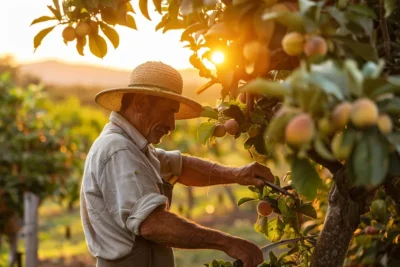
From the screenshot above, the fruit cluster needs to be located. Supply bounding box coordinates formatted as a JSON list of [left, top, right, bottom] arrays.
[[282, 32, 328, 58], [283, 97, 393, 160], [62, 20, 98, 42]]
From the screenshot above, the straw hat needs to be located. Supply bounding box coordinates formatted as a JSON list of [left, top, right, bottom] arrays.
[[95, 61, 203, 120]]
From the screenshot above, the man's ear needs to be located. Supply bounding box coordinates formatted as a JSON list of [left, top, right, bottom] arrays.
[[132, 94, 148, 112]]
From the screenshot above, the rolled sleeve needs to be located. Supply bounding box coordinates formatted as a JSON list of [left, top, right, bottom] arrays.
[[155, 148, 182, 181], [99, 148, 168, 236]]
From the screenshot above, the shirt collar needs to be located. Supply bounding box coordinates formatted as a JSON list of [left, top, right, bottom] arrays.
[[109, 111, 149, 152]]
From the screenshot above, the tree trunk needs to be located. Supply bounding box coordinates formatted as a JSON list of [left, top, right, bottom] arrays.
[[311, 167, 373, 267]]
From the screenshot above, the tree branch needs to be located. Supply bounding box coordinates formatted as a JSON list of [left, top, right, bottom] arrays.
[[307, 149, 343, 174], [380, 0, 391, 58]]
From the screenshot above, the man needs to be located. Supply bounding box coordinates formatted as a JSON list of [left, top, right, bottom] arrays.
[[81, 61, 275, 267]]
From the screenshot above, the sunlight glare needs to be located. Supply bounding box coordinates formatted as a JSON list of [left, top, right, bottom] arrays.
[[211, 51, 225, 64]]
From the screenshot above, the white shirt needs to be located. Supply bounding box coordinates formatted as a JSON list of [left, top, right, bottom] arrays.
[[80, 111, 182, 260]]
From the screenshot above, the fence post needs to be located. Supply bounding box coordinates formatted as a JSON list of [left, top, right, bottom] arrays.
[[24, 192, 39, 267]]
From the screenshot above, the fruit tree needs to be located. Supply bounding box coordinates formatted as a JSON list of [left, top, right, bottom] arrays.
[[32, 0, 400, 266]]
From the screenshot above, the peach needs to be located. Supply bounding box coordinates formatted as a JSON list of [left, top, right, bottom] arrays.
[[75, 22, 91, 37], [377, 114, 393, 134], [214, 124, 227, 137], [350, 98, 378, 128], [304, 36, 328, 57], [331, 133, 351, 161], [282, 32, 305, 56], [285, 113, 315, 147], [62, 26, 76, 42], [224, 119, 239, 135], [332, 102, 352, 130], [257, 201, 273, 217]]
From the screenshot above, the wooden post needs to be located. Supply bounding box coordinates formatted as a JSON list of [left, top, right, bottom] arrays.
[[24, 192, 39, 267]]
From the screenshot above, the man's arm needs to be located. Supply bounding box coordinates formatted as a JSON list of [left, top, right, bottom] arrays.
[[139, 206, 263, 267], [177, 155, 274, 187]]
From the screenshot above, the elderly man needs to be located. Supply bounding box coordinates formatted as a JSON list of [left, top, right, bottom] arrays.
[[81, 61, 274, 267]]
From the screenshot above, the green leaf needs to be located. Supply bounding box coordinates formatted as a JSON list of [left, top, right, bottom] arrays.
[[197, 121, 216, 145], [291, 158, 321, 199], [292, 202, 317, 219], [348, 5, 377, 20], [99, 22, 120, 49], [388, 76, 400, 86], [351, 130, 389, 186], [267, 216, 284, 242], [125, 15, 137, 30], [379, 98, 400, 115], [153, 0, 162, 14], [139, 0, 151, 20], [30, 16, 56, 26], [88, 34, 108, 58], [308, 74, 344, 100], [384, 0, 397, 17], [238, 197, 256, 206], [240, 78, 289, 97], [299, 0, 316, 14], [387, 133, 400, 154], [53, 0, 60, 11], [33, 26, 55, 51], [269, 251, 278, 264], [47, 5, 62, 20], [314, 138, 335, 161], [371, 199, 389, 222], [335, 36, 378, 61], [223, 105, 245, 125], [254, 216, 268, 234], [278, 199, 296, 218], [199, 106, 218, 120]]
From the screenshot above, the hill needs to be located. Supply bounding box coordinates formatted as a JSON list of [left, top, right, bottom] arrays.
[[19, 60, 221, 107]]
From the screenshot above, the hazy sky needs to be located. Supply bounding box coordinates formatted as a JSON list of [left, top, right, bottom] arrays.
[[0, 0, 193, 70]]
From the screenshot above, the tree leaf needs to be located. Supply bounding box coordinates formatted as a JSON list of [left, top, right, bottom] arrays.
[[153, 0, 162, 14], [181, 23, 204, 42], [371, 199, 389, 222], [291, 158, 321, 200], [254, 216, 268, 234], [308, 73, 344, 100], [125, 15, 137, 30], [199, 106, 218, 120], [197, 121, 216, 145], [47, 5, 62, 20], [292, 203, 317, 219], [88, 34, 108, 58], [314, 138, 335, 161], [53, 0, 61, 11], [267, 216, 284, 242], [99, 22, 119, 49], [139, 0, 151, 20], [237, 197, 256, 206], [240, 78, 289, 97], [351, 130, 389, 186], [222, 105, 245, 125], [348, 5, 377, 20], [384, 0, 397, 17], [30, 16, 56, 26], [33, 26, 56, 51], [76, 36, 86, 56], [334, 36, 378, 61], [379, 97, 400, 115], [278, 199, 296, 218], [387, 133, 400, 154]]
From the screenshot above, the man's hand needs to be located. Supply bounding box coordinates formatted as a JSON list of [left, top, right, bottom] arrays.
[[223, 237, 264, 267], [232, 162, 274, 187]]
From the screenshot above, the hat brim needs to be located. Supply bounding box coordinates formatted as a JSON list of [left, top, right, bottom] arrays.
[[95, 86, 204, 120]]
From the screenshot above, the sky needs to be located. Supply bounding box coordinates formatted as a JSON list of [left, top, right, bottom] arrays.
[[0, 0, 193, 70]]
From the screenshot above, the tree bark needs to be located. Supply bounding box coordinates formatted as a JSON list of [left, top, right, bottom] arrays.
[[311, 167, 373, 267]]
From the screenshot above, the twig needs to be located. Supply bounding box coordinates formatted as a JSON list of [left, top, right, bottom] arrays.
[[256, 176, 295, 197], [380, 0, 391, 58]]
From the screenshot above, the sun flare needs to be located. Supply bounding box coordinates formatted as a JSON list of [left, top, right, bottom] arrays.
[[211, 51, 225, 64]]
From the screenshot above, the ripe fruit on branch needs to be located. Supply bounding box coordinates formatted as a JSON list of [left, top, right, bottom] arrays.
[[285, 113, 315, 147], [62, 26, 77, 42], [243, 41, 267, 62], [331, 133, 351, 161], [364, 226, 379, 235], [377, 114, 393, 134], [318, 117, 333, 136], [282, 32, 305, 56], [304, 36, 328, 57], [257, 201, 273, 217], [350, 98, 378, 128], [214, 124, 227, 137], [224, 119, 239, 135], [332, 101, 352, 130], [75, 22, 92, 37]]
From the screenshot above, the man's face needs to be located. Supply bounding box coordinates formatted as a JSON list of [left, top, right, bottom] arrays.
[[139, 96, 180, 144]]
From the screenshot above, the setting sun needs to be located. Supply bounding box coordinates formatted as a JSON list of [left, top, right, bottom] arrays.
[[211, 51, 225, 64]]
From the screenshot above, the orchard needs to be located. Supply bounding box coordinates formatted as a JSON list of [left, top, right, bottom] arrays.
[[29, 0, 400, 266]]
